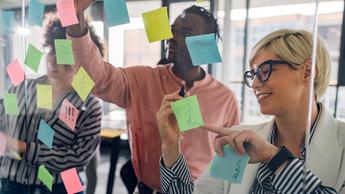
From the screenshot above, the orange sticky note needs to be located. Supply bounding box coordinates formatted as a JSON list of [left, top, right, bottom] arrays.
[[61, 168, 83, 194], [6, 59, 25, 87], [59, 99, 79, 131], [57, 0, 79, 27]]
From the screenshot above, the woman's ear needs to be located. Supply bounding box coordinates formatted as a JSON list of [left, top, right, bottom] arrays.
[[303, 60, 317, 83]]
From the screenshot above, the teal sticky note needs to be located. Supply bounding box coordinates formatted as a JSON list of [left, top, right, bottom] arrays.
[[210, 146, 250, 183], [25, 44, 43, 72], [1, 11, 15, 34], [4, 93, 20, 116], [186, 33, 222, 66], [171, 95, 204, 132], [55, 39, 75, 65], [28, 0, 45, 27], [38, 120, 55, 149], [104, 0, 130, 27]]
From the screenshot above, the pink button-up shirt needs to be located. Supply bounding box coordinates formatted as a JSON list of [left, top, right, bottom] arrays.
[[68, 32, 240, 191]]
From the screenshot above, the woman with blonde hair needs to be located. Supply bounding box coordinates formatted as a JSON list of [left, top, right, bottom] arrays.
[[157, 29, 345, 193]]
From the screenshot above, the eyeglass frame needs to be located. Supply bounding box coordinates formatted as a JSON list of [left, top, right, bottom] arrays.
[[243, 60, 293, 88]]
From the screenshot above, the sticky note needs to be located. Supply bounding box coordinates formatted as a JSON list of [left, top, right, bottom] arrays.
[[171, 95, 204, 132], [210, 146, 249, 183], [61, 168, 84, 194], [6, 59, 25, 87], [104, 0, 130, 27], [37, 84, 52, 110], [196, 0, 205, 2], [71, 67, 95, 101], [59, 99, 79, 130], [25, 44, 43, 73], [56, 0, 79, 27], [28, 0, 45, 26], [0, 133, 7, 156], [38, 120, 55, 149], [38, 165, 54, 191], [186, 33, 222, 66], [54, 39, 75, 65], [4, 93, 20, 116], [1, 11, 15, 34], [142, 7, 173, 43]]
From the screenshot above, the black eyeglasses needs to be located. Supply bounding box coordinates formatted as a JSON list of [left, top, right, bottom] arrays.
[[244, 60, 292, 88]]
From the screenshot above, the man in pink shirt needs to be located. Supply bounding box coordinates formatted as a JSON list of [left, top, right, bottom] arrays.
[[68, 1, 240, 193]]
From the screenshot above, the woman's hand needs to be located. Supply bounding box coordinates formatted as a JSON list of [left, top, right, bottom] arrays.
[[156, 90, 183, 167], [156, 90, 183, 147], [0, 132, 26, 154], [203, 126, 279, 164]]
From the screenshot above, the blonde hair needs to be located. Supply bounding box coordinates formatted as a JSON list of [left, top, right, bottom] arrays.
[[249, 29, 331, 100]]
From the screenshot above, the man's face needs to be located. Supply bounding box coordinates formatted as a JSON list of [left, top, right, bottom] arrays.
[[167, 13, 207, 68]]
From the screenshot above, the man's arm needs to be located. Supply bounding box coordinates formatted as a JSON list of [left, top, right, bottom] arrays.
[[66, 5, 131, 107]]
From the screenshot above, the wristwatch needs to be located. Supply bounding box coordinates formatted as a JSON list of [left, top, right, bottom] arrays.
[[267, 145, 295, 173]]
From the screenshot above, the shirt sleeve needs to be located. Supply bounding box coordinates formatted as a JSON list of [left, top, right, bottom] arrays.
[[67, 31, 131, 108], [25, 99, 102, 173], [160, 155, 194, 194], [272, 158, 338, 194]]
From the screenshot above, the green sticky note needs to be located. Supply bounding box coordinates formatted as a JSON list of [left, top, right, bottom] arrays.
[[37, 84, 52, 110], [55, 39, 75, 65], [25, 44, 43, 72], [4, 93, 19, 116], [210, 146, 250, 183], [38, 165, 54, 191], [71, 67, 95, 101], [171, 95, 204, 132], [142, 7, 173, 43]]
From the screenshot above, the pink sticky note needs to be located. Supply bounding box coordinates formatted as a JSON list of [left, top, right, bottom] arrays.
[[59, 99, 79, 131], [61, 168, 83, 194], [57, 0, 79, 27], [0, 133, 7, 156], [6, 59, 25, 87]]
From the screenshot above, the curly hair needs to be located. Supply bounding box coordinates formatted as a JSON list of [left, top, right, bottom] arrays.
[[43, 13, 104, 57]]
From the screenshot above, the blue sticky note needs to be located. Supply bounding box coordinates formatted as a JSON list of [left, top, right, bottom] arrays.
[[210, 146, 249, 183], [186, 33, 222, 66], [104, 0, 130, 27], [1, 11, 15, 34], [28, 0, 45, 27], [38, 120, 55, 149]]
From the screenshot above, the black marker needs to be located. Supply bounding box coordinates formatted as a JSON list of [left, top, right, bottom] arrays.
[[178, 86, 185, 97]]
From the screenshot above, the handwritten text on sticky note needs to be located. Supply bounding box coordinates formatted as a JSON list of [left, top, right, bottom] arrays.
[[186, 33, 222, 66], [59, 99, 79, 131], [55, 39, 75, 65], [71, 67, 95, 102], [171, 95, 204, 132], [210, 146, 249, 183]]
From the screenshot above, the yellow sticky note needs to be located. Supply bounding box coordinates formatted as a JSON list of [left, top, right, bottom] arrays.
[[142, 7, 173, 43], [37, 84, 52, 110], [71, 67, 95, 101], [196, 0, 205, 2]]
